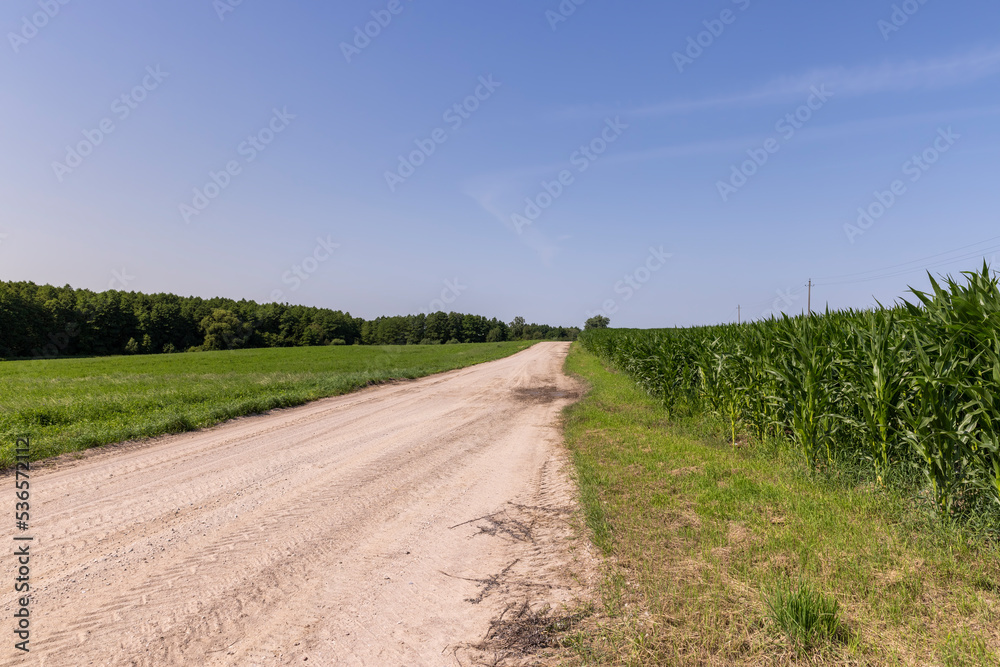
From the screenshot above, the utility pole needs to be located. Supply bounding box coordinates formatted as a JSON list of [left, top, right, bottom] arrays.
[[737, 305, 741, 325], [807, 279, 812, 317]]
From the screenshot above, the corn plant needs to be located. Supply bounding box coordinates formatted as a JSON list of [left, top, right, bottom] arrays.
[[578, 264, 1000, 524], [841, 309, 910, 485], [766, 315, 840, 468]]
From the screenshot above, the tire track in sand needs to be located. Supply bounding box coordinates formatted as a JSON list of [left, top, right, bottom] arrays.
[[1, 342, 598, 666]]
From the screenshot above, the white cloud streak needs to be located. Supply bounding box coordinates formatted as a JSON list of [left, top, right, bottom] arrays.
[[553, 47, 1000, 120], [470, 48, 1000, 256]]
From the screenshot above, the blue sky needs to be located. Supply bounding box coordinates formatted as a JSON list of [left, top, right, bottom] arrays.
[[2, 0, 999, 328]]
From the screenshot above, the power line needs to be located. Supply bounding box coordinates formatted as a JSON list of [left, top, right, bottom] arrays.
[[739, 234, 1000, 319], [814, 235, 1000, 284], [817, 246, 1000, 287], [743, 285, 807, 313]]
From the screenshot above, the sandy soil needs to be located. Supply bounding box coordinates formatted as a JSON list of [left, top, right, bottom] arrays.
[[2, 342, 598, 666]]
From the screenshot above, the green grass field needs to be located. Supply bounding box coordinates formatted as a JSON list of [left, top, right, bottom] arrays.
[[562, 344, 1000, 666], [0, 341, 535, 466]]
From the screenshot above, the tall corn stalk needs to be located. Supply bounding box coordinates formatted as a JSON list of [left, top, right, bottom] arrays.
[[767, 315, 839, 469], [842, 310, 910, 485], [577, 264, 1000, 524]]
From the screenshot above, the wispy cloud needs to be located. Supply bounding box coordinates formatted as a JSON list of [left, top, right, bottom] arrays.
[[466, 99, 1000, 253], [469, 48, 1000, 257], [552, 47, 1000, 120], [601, 102, 1000, 169], [463, 179, 563, 265]]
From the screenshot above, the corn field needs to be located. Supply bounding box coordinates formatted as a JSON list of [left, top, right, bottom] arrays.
[[579, 266, 1000, 522]]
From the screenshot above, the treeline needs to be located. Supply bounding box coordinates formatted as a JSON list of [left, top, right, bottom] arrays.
[[0, 281, 579, 359]]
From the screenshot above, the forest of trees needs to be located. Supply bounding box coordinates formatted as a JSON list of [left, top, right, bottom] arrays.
[[0, 281, 580, 359]]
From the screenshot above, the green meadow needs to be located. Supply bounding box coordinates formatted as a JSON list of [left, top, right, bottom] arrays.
[[0, 341, 535, 466]]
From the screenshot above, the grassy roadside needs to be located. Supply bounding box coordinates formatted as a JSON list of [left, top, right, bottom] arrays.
[[0, 341, 536, 466], [561, 343, 1000, 665]]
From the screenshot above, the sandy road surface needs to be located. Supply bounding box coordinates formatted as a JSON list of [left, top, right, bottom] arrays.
[[2, 342, 597, 666]]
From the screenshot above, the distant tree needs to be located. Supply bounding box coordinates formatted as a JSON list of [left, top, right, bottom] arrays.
[[585, 315, 610, 330], [424, 311, 449, 343], [406, 313, 426, 345], [447, 312, 464, 342], [200, 309, 253, 350], [277, 308, 306, 346], [300, 324, 325, 347], [509, 316, 526, 340], [462, 314, 485, 343], [307, 310, 347, 345], [0, 280, 582, 358], [360, 319, 375, 345]]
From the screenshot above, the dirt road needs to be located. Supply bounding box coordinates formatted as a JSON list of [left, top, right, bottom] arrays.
[[2, 342, 596, 666]]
